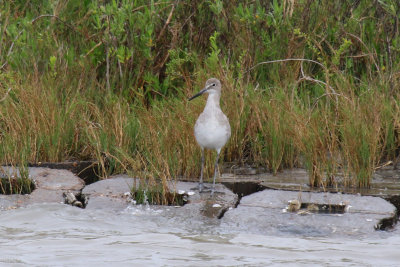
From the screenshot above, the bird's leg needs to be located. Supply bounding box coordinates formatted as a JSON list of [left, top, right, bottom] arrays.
[[199, 148, 205, 192], [211, 149, 221, 196]]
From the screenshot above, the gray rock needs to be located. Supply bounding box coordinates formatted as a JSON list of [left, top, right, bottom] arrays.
[[83, 177, 238, 218], [0, 165, 396, 237], [83, 175, 136, 210], [221, 166, 400, 198], [29, 188, 65, 204], [29, 167, 85, 191], [222, 189, 396, 237], [0, 167, 85, 208], [167, 181, 238, 219], [82, 175, 135, 197]]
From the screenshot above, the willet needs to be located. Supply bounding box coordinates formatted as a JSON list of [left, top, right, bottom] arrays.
[[189, 78, 231, 195]]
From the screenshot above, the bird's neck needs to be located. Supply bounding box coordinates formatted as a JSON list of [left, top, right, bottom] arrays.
[[204, 93, 221, 110]]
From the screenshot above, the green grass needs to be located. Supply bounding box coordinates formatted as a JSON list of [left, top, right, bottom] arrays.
[[0, 165, 34, 194], [1, 0, 400, 197], [131, 182, 187, 206], [0, 177, 35, 195]]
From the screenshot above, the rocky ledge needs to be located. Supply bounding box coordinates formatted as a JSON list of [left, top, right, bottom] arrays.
[[0, 166, 397, 237]]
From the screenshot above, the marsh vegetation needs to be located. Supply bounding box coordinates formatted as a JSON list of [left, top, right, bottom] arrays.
[[1, 0, 400, 196]]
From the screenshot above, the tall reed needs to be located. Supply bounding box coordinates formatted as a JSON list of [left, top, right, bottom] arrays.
[[0, 0, 399, 194]]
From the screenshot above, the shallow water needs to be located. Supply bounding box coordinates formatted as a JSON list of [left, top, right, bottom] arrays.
[[0, 203, 399, 266]]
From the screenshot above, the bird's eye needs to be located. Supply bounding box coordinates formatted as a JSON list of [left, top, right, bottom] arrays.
[[212, 83, 216, 86]]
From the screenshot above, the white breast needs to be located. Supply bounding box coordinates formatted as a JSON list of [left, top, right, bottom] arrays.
[[194, 108, 231, 151]]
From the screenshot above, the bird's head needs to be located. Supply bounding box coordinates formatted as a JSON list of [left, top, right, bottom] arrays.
[[188, 78, 221, 101]]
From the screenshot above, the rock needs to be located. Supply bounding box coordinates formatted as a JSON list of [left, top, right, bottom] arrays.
[[82, 175, 136, 210], [287, 199, 301, 212], [63, 191, 85, 208], [63, 191, 78, 204], [221, 166, 400, 199], [29, 168, 85, 191], [28, 160, 99, 184], [221, 168, 309, 188], [0, 167, 85, 208], [0, 164, 397, 237], [82, 175, 135, 197], [221, 189, 396, 237], [82, 176, 238, 218], [29, 188, 65, 204], [167, 181, 238, 219]]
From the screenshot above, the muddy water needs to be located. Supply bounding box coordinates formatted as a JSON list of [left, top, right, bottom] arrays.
[[0, 203, 399, 266]]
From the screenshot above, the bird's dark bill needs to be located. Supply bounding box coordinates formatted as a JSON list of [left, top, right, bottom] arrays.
[[188, 88, 208, 101]]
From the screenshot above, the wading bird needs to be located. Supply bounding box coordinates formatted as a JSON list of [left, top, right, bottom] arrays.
[[189, 78, 231, 195]]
